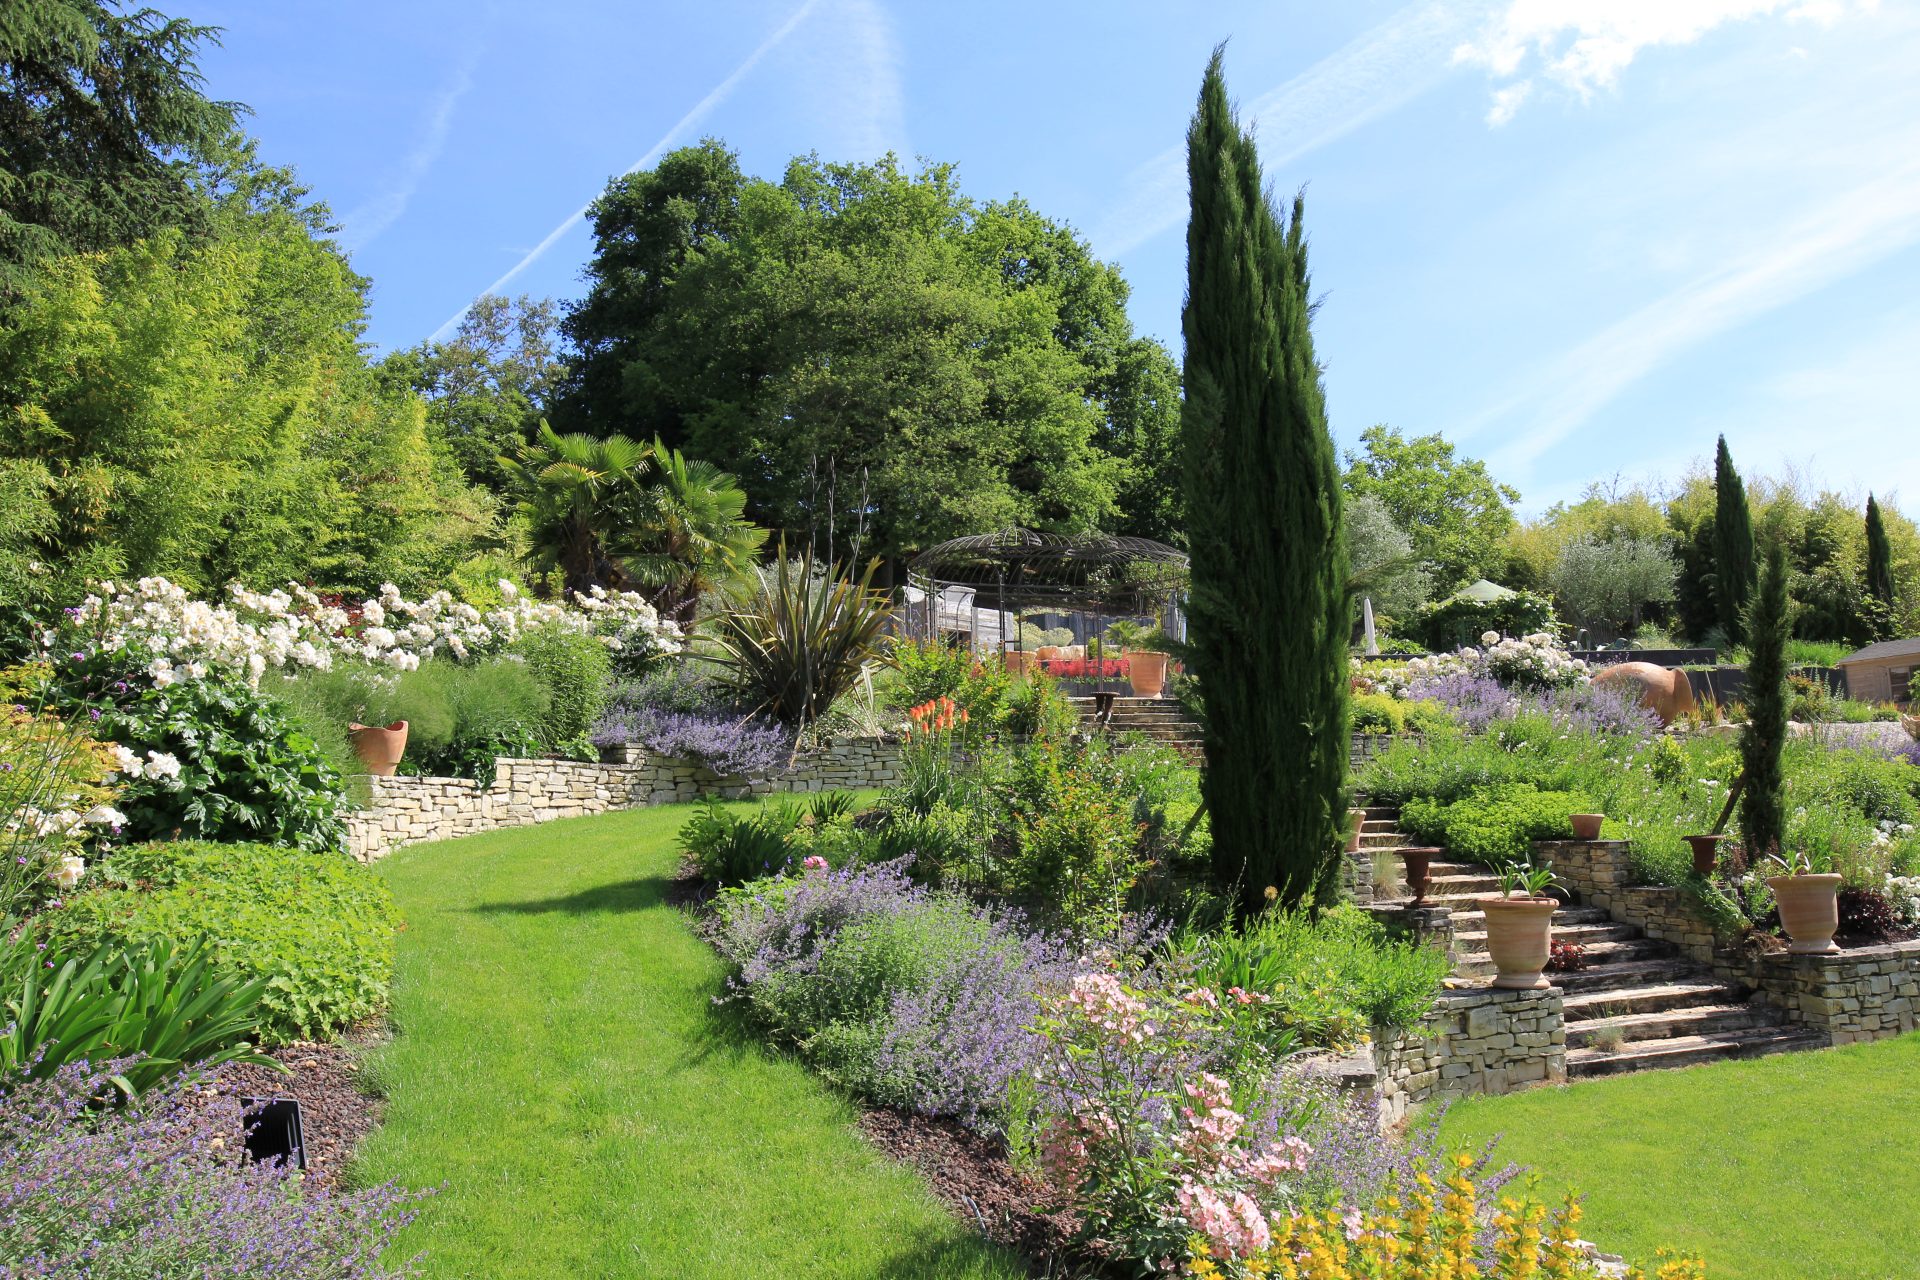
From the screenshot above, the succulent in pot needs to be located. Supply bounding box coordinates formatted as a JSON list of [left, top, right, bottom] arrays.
[[1479, 860, 1559, 990], [1764, 850, 1843, 955]]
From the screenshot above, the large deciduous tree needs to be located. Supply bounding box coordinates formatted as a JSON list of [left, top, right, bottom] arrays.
[[555, 140, 1181, 557], [1711, 436, 1755, 648], [377, 294, 566, 495], [1181, 50, 1348, 915], [0, 0, 241, 295], [1342, 426, 1518, 589]]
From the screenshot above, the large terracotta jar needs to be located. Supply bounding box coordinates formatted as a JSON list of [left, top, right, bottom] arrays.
[[1479, 895, 1558, 989], [1767, 873, 1843, 955], [349, 720, 409, 777], [1127, 651, 1169, 698]]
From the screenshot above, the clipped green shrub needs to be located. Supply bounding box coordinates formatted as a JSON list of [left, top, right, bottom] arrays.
[[512, 626, 612, 750], [39, 841, 401, 1042], [1400, 784, 1586, 866], [1349, 692, 1408, 735]]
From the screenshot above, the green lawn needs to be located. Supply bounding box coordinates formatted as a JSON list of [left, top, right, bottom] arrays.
[[354, 804, 1026, 1280], [1438, 1036, 1920, 1280]]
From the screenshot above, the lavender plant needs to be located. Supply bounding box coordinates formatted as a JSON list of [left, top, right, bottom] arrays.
[[0, 1060, 425, 1278]]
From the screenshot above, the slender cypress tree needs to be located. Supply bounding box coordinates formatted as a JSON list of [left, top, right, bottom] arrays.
[[1740, 540, 1790, 862], [1866, 493, 1895, 638], [1181, 49, 1349, 915], [1711, 436, 1755, 649]]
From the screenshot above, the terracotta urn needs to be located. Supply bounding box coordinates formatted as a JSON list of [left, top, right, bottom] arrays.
[[1344, 808, 1368, 854], [1767, 873, 1843, 955], [1478, 895, 1558, 989], [1399, 847, 1438, 904], [1684, 834, 1725, 877], [348, 720, 409, 777], [1569, 813, 1605, 841], [1003, 650, 1031, 678], [1592, 661, 1697, 726], [1034, 646, 1060, 663], [1126, 650, 1170, 698]]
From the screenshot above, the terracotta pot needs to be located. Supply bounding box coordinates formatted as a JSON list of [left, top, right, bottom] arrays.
[[1478, 895, 1558, 989], [1126, 650, 1169, 698], [1569, 813, 1604, 841], [1034, 646, 1059, 662], [1767, 873, 1843, 955], [348, 720, 409, 777], [1003, 650, 1031, 677], [1684, 834, 1724, 877], [1399, 847, 1438, 903], [1344, 808, 1368, 854]]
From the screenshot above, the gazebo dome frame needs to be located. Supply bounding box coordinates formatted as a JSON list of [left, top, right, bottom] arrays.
[[904, 528, 1189, 652]]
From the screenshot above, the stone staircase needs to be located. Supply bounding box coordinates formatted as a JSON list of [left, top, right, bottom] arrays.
[[1364, 806, 1825, 1079], [1074, 696, 1204, 763]]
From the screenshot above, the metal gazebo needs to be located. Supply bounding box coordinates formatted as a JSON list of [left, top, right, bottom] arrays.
[[902, 529, 1189, 655]]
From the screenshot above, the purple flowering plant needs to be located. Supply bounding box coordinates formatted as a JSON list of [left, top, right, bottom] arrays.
[[0, 1059, 425, 1278]]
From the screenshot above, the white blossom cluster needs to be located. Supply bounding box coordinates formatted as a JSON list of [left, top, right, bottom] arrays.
[[70, 576, 683, 684], [1361, 630, 1590, 698], [1885, 874, 1920, 926]]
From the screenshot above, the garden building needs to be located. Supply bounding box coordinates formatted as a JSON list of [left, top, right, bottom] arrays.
[[1836, 637, 1920, 706]]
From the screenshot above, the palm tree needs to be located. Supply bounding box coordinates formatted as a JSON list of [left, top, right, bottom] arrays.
[[611, 439, 768, 624], [498, 422, 653, 596]]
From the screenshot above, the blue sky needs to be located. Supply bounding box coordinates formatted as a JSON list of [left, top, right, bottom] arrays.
[[194, 0, 1920, 515]]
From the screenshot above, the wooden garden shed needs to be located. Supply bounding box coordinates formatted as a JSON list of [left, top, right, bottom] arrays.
[[1836, 637, 1920, 706]]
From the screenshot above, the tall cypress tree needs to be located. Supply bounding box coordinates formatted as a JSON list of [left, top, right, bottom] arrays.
[[1181, 50, 1348, 915], [1740, 540, 1790, 861], [1711, 436, 1755, 648], [1866, 493, 1895, 638]]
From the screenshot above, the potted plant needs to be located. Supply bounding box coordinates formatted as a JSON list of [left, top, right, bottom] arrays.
[[348, 720, 409, 776], [1105, 618, 1171, 699], [1479, 860, 1559, 989], [1569, 812, 1604, 841], [1764, 851, 1843, 955]]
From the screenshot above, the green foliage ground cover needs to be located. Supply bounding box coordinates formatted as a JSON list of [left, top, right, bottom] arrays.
[[1438, 1035, 1920, 1280], [358, 804, 1025, 1280]]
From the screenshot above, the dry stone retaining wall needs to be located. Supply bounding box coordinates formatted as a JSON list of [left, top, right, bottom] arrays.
[[1344, 987, 1566, 1124], [345, 737, 904, 862]]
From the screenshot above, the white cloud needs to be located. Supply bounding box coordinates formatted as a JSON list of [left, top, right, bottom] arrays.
[[342, 40, 486, 250], [430, 0, 822, 341], [1089, 2, 1480, 257], [1455, 0, 1875, 122], [781, 0, 906, 159]]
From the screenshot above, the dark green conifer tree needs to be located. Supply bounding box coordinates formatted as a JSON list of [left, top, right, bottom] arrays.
[[1866, 493, 1895, 638], [1181, 49, 1348, 915], [1740, 540, 1790, 861], [1711, 436, 1755, 648]]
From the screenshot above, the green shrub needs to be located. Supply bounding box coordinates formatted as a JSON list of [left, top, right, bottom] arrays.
[[1002, 671, 1080, 742], [1400, 784, 1586, 866], [1349, 692, 1408, 735], [1170, 905, 1448, 1048], [74, 658, 346, 853], [39, 841, 400, 1042], [512, 627, 612, 751], [1009, 770, 1145, 934], [889, 638, 1012, 732], [1410, 589, 1556, 652], [677, 798, 804, 884], [0, 931, 275, 1095], [712, 547, 893, 730]]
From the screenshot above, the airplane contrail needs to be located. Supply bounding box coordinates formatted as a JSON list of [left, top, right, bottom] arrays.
[[429, 0, 820, 342]]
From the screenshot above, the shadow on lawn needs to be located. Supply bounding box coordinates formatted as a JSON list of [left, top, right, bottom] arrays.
[[467, 876, 671, 916]]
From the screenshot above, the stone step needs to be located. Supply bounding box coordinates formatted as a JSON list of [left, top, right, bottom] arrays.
[[1446, 905, 1613, 928], [1551, 957, 1713, 995], [1425, 873, 1503, 892], [1560, 980, 1750, 1019], [1360, 819, 1399, 834], [1567, 1026, 1827, 1078], [1359, 806, 1400, 820], [1453, 920, 1642, 948], [1566, 1003, 1779, 1048], [1452, 937, 1674, 978]]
